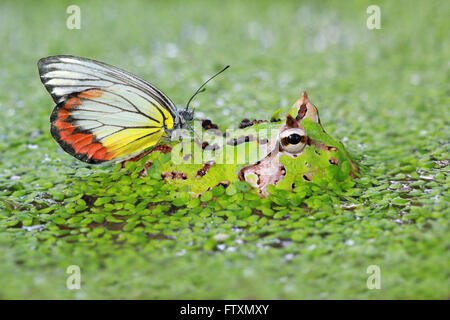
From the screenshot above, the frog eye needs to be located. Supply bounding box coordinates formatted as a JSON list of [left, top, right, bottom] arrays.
[[280, 128, 307, 154], [286, 133, 303, 144]]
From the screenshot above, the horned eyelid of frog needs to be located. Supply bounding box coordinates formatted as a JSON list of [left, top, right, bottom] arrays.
[[290, 91, 320, 124]]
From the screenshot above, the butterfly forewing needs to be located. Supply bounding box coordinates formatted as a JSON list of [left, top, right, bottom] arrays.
[[38, 55, 178, 163]]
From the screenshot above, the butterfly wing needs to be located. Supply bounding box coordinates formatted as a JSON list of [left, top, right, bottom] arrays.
[[38, 55, 180, 163]]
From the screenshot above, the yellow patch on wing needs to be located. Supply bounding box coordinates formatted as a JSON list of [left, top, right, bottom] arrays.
[[160, 107, 174, 130], [101, 128, 163, 158]]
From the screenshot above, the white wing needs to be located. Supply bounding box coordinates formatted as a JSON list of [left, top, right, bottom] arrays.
[[38, 55, 179, 118]]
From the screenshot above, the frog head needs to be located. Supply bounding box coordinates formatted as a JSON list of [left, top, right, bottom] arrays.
[[239, 92, 358, 196]]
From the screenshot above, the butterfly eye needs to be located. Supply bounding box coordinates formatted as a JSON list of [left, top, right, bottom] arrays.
[[280, 129, 307, 154], [180, 110, 194, 122]]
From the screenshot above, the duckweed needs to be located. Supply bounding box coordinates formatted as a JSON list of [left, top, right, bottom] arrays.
[[0, 0, 448, 299]]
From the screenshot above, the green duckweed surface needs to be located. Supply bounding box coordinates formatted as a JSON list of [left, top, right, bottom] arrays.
[[0, 0, 449, 299]]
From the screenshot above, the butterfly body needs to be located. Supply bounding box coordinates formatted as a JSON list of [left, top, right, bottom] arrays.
[[38, 55, 193, 164]]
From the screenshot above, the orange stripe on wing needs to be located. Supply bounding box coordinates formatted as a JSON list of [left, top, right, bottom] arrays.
[[62, 133, 91, 145], [78, 89, 103, 99], [54, 120, 75, 130], [72, 135, 93, 153], [104, 151, 116, 161], [91, 147, 116, 161], [58, 109, 70, 120], [52, 91, 119, 162], [59, 128, 75, 140], [64, 97, 81, 109], [78, 143, 96, 155], [86, 143, 104, 158], [92, 147, 108, 160], [58, 130, 114, 161]]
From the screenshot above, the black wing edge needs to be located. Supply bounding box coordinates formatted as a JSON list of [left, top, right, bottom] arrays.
[[49, 95, 106, 165]]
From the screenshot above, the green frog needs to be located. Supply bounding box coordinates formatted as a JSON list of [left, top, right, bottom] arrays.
[[137, 92, 358, 197]]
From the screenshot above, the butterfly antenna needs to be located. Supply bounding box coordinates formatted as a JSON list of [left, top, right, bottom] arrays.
[[186, 65, 230, 111]]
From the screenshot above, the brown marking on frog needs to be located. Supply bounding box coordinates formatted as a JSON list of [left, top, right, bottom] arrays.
[[307, 139, 338, 152], [201, 119, 219, 130], [195, 137, 222, 151], [285, 114, 300, 129], [293, 92, 309, 121], [161, 171, 188, 180], [290, 91, 321, 124], [238, 150, 285, 197], [139, 161, 153, 177], [238, 119, 253, 129], [121, 144, 173, 168], [320, 144, 337, 152], [195, 161, 215, 178], [227, 135, 256, 146], [238, 119, 268, 129], [329, 157, 339, 165], [218, 181, 230, 187], [194, 138, 204, 148], [302, 173, 313, 181], [183, 154, 192, 161], [154, 144, 173, 154], [270, 117, 281, 123], [296, 104, 307, 121], [206, 180, 230, 192]]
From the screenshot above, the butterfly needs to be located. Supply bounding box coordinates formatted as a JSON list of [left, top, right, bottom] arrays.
[[38, 55, 228, 164]]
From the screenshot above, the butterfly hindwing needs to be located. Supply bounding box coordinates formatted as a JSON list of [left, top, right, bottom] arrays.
[[49, 88, 174, 163], [39, 55, 179, 163]]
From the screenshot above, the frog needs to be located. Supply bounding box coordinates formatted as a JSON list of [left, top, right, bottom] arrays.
[[134, 92, 358, 197]]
